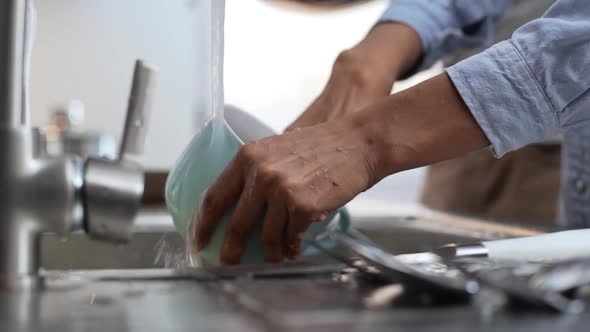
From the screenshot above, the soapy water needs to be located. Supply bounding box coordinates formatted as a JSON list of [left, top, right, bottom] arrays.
[[154, 235, 191, 269], [153, 198, 211, 268], [185, 201, 206, 267]]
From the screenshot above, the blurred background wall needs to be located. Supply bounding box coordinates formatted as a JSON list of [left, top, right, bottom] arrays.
[[31, 0, 441, 205]]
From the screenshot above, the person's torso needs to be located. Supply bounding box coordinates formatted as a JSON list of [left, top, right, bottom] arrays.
[[559, 127, 590, 227], [445, 0, 590, 227], [443, 0, 556, 66]]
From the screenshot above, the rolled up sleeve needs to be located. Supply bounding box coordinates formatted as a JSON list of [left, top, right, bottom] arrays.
[[447, 0, 590, 157], [379, 0, 511, 77]]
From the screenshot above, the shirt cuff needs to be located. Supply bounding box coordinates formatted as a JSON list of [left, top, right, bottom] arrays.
[[378, 0, 455, 78], [446, 40, 559, 157]]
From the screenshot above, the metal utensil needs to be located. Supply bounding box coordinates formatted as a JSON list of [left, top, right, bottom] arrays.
[[530, 259, 590, 293], [453, 259, 586, 314], [398, 229, 590, 264], [309, 230, 479, 301], [313, 228, 587, 313]]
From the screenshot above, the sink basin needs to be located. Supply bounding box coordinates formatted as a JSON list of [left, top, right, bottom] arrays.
[[42, 231, 183, 270], [352, 211, 544, 254], [13, 209, 579, 332], [42, 208, 182, 270], [42, 208, 543, 270]]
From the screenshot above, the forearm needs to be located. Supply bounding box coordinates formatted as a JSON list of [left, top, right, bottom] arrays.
[[353, 72, 490, 179]]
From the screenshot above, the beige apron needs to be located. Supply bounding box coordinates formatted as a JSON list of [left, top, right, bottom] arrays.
[[422, 145, 561, 225]]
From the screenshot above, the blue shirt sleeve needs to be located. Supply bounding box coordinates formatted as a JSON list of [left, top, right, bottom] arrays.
[[447, 0, 590, 157], [379, 0, 512, 77]]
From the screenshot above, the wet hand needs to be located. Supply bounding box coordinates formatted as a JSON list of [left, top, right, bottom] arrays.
[[194, 116, 383, 265]]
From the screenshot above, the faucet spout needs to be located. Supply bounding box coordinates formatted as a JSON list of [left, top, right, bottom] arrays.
[[0, 0, 155, 290], [0, 0, 27, 129]]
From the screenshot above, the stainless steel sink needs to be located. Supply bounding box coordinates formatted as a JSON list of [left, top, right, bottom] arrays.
[[42, 231, 183, 270], [12, 209, 587, 332], [41, 209, 544, 270]]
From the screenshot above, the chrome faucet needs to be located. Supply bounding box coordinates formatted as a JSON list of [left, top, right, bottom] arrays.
[[0, 0, 157, 289]]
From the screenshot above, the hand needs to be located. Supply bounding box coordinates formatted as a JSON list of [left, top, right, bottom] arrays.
[[286, 22, 423, 131], [285, 51, 388, 131], [195, 115, 383, 265]]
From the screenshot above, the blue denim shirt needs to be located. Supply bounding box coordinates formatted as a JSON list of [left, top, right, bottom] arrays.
[[380, 0, 590, 227]]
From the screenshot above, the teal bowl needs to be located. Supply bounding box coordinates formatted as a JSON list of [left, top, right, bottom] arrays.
[[166, 106, 349, 265]]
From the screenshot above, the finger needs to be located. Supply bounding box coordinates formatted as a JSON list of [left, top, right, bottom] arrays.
[[261, 200, 288, 263], [220, 181, 266, 265], [195, 157, 245, 252], [285, 211, 314, 260]]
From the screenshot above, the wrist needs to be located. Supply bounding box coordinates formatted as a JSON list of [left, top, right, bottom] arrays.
[[354, 73, 490, 179], [328, 48, 396, 102], [330, 22, 423, 96], [342, 101, 400, 185], [351, 22, 422, 82], [364, 22, 423, 78], [321, 22, 423, 108]]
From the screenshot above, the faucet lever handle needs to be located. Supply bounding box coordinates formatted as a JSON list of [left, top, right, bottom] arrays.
[[82, 60, 158, 243], [118, 59, 158, 163]]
